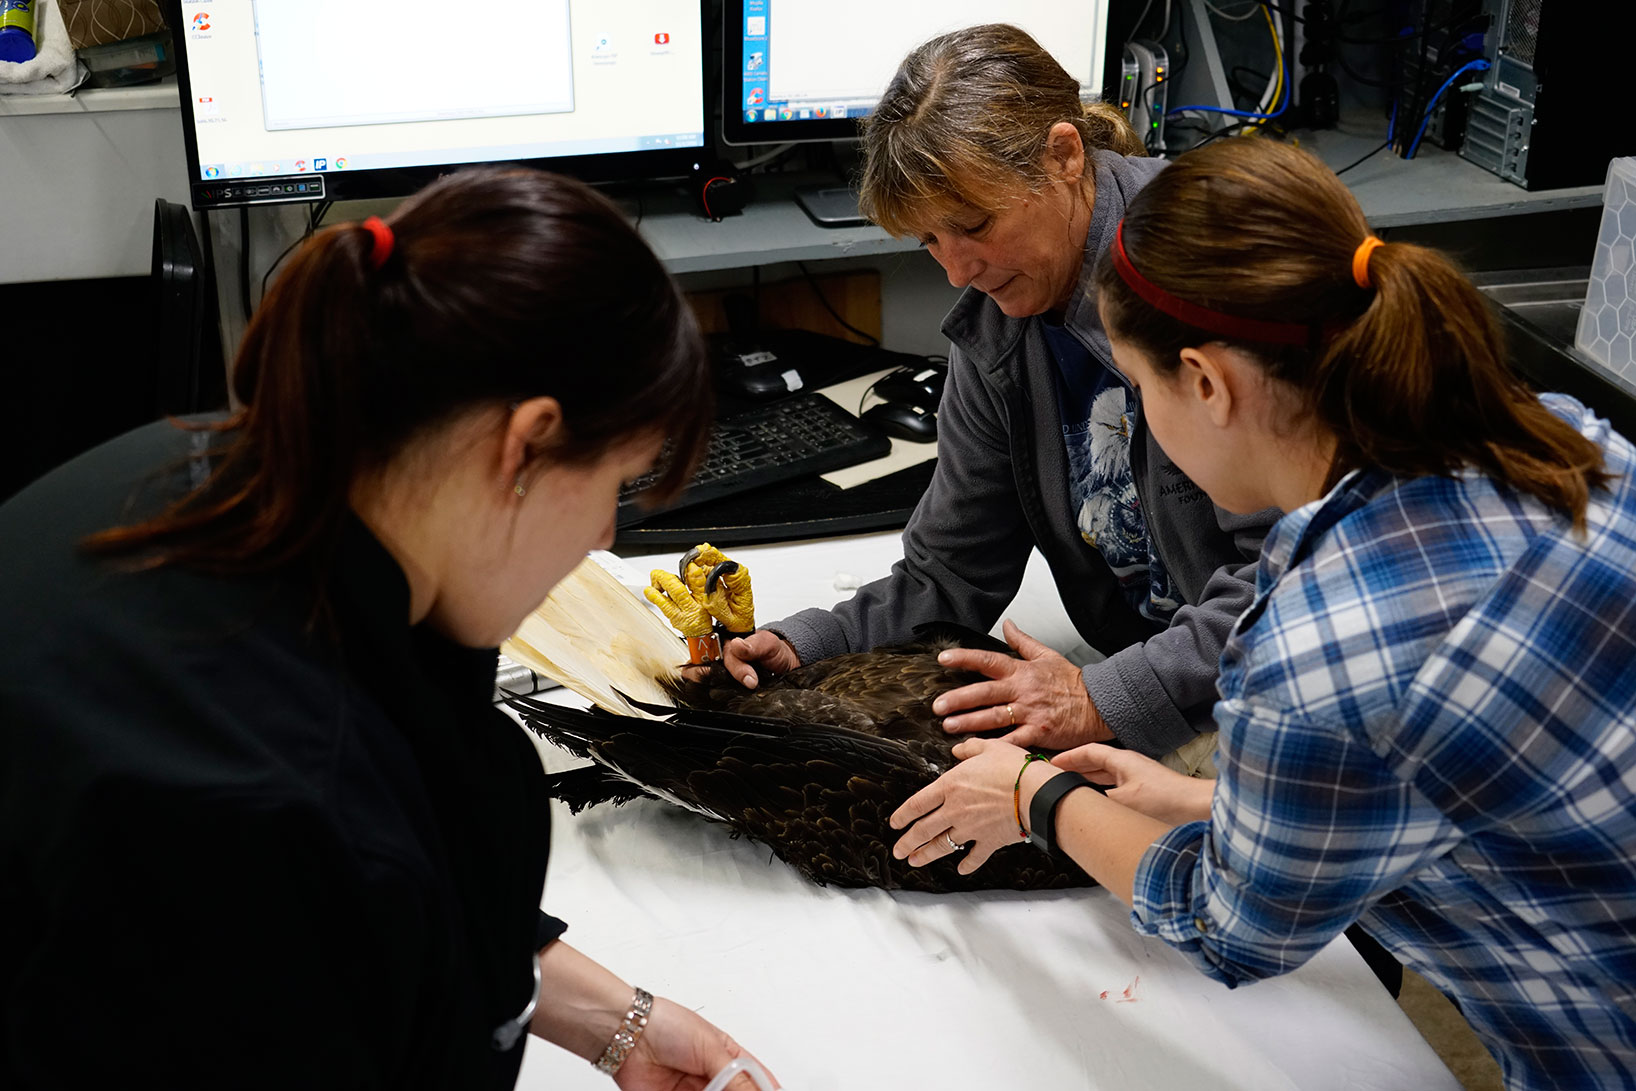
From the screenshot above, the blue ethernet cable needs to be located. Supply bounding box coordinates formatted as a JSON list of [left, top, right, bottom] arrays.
[[1405, 59, 1491, 159]]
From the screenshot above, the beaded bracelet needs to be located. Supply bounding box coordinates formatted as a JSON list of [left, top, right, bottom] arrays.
[[592, 987, 654, 1075], [1013, 753, 1049, 840]]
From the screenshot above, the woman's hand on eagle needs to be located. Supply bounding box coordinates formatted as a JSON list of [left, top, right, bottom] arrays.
[[931, 620, 1115, 749]]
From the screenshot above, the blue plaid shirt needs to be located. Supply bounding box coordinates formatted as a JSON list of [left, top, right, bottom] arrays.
[[1130, 396, 1636, 1090]]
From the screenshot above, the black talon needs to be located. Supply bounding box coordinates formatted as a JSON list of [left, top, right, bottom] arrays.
[[704, 560, 740, 595]]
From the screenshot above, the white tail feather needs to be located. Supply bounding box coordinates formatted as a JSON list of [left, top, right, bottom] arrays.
[[502, 554, 684, 718]]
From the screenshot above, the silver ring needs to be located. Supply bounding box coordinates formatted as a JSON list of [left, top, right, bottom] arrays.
[[943, 831, 961, 852]]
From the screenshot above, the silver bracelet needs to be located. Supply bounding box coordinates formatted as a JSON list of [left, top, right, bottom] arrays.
[[592, 987, 654, 1076]]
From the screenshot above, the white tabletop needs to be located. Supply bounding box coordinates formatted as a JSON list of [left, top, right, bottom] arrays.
[[511, 534, 1461, 1090]]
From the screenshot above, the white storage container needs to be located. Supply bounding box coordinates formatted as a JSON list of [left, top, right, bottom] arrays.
[[1576, 157, 1636, 385]]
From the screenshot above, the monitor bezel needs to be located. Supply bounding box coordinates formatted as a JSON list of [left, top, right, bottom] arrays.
[[720, 1, 1124, 146], [166, 0, 711, 211]]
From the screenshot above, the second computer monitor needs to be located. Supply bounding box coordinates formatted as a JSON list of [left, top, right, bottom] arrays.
[[722, 0, 1115, 146]]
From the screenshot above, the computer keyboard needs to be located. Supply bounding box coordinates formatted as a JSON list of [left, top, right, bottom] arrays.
[[618, 392, 890, 527]]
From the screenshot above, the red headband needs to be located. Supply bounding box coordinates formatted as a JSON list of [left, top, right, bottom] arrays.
[[362, 216, 394, 270], [1110, 220, 1313, 347]]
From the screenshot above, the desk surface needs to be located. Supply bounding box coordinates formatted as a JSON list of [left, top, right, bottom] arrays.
[[510, 535, 1460, 1090]]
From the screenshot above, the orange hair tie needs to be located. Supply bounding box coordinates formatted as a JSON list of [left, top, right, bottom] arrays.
[[1352, 236, 1385, 289], [361, 216, 395, 270]]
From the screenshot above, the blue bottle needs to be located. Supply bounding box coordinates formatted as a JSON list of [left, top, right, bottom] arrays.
[[0, 0, 36, 64]]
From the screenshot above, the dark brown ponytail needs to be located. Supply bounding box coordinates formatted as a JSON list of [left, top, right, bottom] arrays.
[[86, 168, 711, 571], [1095, 138, 1608, 527]]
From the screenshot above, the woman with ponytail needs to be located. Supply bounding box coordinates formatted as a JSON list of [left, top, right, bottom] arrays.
[[0, 169, 776, 1089], [888, 139, 1636, 1088]]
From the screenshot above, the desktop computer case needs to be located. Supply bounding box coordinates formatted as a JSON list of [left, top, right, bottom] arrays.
[[1460, 0, 1634, 190]]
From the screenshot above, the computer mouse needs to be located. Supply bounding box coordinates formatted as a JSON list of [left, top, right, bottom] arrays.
[[862, 401, 937, 443], [872, 364, 947, 409]]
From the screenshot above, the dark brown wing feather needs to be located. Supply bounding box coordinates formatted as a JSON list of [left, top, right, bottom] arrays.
[[513, 697, 1092, 893], [514, 626, 1093, 894]]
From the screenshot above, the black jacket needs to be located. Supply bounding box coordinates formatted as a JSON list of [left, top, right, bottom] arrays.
[[0, 421, 562, 1088]]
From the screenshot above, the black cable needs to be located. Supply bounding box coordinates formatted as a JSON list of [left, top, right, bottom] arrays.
[[1126, 0, 1158, 41], [259, 201, 334, 304], [259, 236, 303, 304], [1165, 116, 1257, 151], [1146, 77, 1168, 151], [1200, 119, 1263, 146], [1132, 76, 1164, 151], [856, 380, 880, 417], [794, 261, 880, 346], [1334, 139, 1391, 175]]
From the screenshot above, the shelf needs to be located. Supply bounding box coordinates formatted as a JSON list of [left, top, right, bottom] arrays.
[[631, 176, 919, 275], [635, 115, 1605, 273], [1292, 111, 1605, 228], [0, 75, 178, 116]]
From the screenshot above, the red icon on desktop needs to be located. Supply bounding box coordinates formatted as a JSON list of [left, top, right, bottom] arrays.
[[654, 32, 670, 45], [295, 160, 307, 172], [191, 13, 211, 31]]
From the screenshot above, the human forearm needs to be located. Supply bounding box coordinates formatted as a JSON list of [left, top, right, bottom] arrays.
[[530, 941, 780, 1087], [1018, 761, 1177, 905], [1050, 742, 1214, 825], [530, 940, 635, 1061]]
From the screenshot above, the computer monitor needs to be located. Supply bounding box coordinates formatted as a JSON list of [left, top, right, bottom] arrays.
[[721, 1, 1116, 146], [168, 0, 708, 211]]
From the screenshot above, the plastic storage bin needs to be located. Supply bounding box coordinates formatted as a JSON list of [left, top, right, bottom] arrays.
[[1576, 157, 1636, 385]]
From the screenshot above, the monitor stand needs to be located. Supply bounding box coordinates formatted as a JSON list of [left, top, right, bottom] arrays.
[[794, 183, 868, 228]]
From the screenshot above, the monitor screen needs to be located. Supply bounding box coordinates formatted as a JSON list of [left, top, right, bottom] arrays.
[[722, 1, 1114, 146], [170, 0, 708, 210]]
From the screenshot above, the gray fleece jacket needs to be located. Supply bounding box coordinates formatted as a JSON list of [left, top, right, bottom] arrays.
[[770, 150, 1275, 757]]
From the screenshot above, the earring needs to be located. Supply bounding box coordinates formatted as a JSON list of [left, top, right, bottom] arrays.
[[514, 477, 527, 498]]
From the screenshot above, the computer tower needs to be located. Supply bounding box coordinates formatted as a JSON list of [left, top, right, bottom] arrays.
[[1460, 0, 1636, 189]]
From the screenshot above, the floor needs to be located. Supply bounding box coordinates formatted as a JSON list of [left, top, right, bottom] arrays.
[[1397, 968, 1504, 1090]]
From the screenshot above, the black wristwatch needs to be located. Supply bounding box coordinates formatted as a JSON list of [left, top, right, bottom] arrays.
[[1028, 770, 1094, 860]]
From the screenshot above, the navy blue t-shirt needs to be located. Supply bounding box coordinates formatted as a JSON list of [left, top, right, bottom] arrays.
[[1041, 318, 1179, 622]]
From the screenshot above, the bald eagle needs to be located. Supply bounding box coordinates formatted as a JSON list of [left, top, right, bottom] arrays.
[[505, 558, 1095, 894]]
